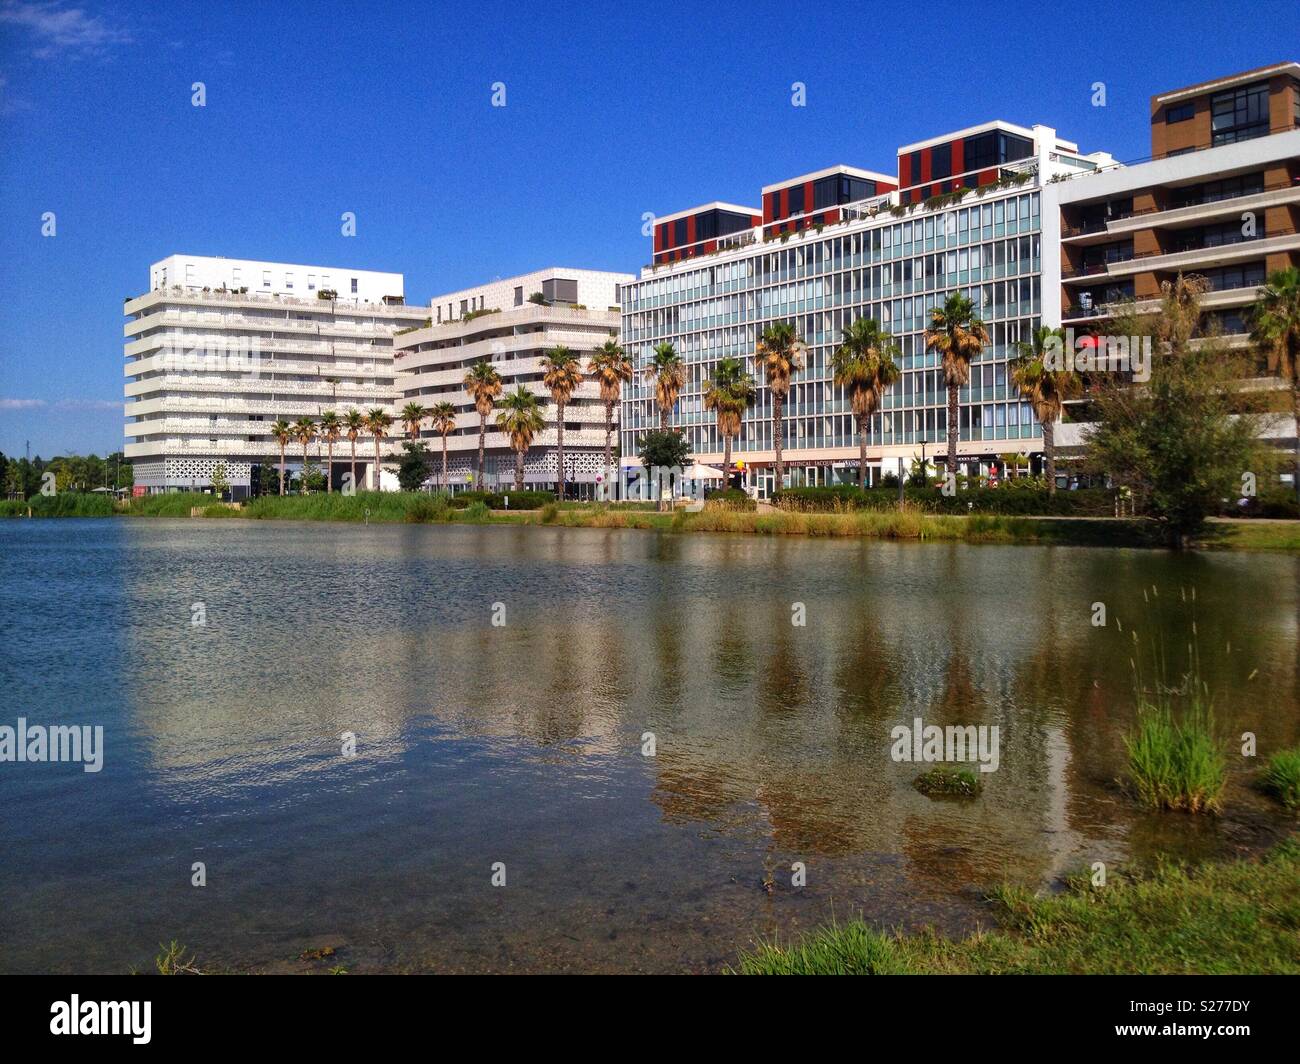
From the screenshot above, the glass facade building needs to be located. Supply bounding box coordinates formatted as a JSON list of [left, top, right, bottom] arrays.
[[620, 184, 1049, 496]]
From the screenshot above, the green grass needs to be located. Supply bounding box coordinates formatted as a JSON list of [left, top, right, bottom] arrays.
[[123, 492, 216, 517], [1124, 699, 1226, 814], [1262, 746, 1300, 811], [733, 836, 1300, 974], [0, 493, 114, 517], [913, 767, 982, 798], [1200, 521, 1300, 551]]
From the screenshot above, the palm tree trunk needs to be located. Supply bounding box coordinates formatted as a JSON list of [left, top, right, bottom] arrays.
[[374, 436, 382, 491], [556, 400, 566, 501], [326, 441, 334, 493], [723, 433, 733, 490], [659, 400, 668, 432], [1043, 418, 1056, 495], [350, 440, 357, 494], [1292, 381, 1300, 504], [441, 434, 449, 492], [604, 400, 614, 490], [773, 392, 785, 487], [278, 442, 286, 496], [946, 382, 960, 477], [515, 447, 524, 491], [477, 412, 487, 490], [857, 413, 868, 490]]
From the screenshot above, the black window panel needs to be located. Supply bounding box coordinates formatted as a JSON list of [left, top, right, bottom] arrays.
[[931, 142, 952, 179], [1211, 81, 1270, 145], [814, 176, 839, 210], [716, 212, 750, 237], [964, 132, 996, 170], [673, 218, 687, 246], [787, 184, 805, 215], [1166, 102, 1195, 123]]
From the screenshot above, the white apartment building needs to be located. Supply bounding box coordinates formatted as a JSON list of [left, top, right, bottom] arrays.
[[124, 255, 429, 494], [395, 267, 632, 494]]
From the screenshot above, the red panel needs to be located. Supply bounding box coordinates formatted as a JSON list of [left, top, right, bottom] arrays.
[[763, 193, 774, 223], [654, 224, 664, 252], [977, 168, 998, 186], [686, 214, 696, 251], [920, 148, 932, 184], [779, 188, 789, 220], [951, 138, 964, 177], [898, 155, 911, 186], [751, 214, 762, 227], [803, 181, 814, 224]]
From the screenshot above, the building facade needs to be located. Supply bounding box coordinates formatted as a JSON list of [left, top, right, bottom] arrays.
[[621, 128, 1110, 497], [1048, 62, 1300, 458], [394, 268, 633, 493], [124, 256, 428, 495]]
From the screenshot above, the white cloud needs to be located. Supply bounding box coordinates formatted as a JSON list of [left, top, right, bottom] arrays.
[[0, 398, 119, 411], [0, 2, 134, 59]]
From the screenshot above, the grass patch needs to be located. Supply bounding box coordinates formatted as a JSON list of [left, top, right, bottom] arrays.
[[123, 492, 216, 517], [913, 767, 982, 798], [1124, 699, 1225, 814], [1, 493, 114, 517], [1262, 746, 1300, 811], [155, 940, 203, 975], [733, 836, 1300, 974], [1200, 520, 1300, 552]]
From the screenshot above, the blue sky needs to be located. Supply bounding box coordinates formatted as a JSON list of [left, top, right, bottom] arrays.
[[1, 0, 1296, 457]]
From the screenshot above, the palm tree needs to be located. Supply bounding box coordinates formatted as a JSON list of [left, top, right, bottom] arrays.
[[318, 411, 341, 494], [464, 361, 503, 489], [1251, 266, 1300, 501], [757, 322, 806, 488], [1011, 326, 1080, 494], [271, 419, 292, 496], [429, 401, 457, 491], [399, 401, 427, 443], [495, 386, 546, 491], [925, 292, 989, 478], [343, 409, 365, 492], [645, 341, 686, 431], [587, 339, 633, 487], [703, 356, 756, 488], [832, 318, 901, 490], [292, 417, 317, 494], [541, 345, 583, 500], [364, 408, 393, 491]]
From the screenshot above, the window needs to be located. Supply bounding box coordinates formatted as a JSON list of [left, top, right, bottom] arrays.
[[285, 272, 294, 289], [787, 184, 805, 216], [351, 277, 358, 294], [1165, 101, 1195, 124], [931, 142, 952, 180], [263, 270, 271, 288], [1211, 81, 1270, 145], [307, 274, 316, 291], [514, 286, 523, 306]]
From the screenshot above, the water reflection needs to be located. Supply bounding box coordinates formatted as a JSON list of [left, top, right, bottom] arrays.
[[0, 519, 1296, 973]]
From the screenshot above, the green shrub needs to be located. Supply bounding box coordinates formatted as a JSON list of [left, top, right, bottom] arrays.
[[0, 493, 114, 517], [704, 488, 756, 512], [125, 492, 216, 517], [1124, 700, 1225, 814], [461, 500, 491, 521], [539, 502, 559, 523], [1261, 746, 1300, 811], [404, 494, 452, 523], [913, 767, 982, 798], [448, 491, 490, 509], [773, 482, 1114, 517]]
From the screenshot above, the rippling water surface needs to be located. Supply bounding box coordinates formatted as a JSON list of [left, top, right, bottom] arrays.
[[1, 518, 1297, 973]]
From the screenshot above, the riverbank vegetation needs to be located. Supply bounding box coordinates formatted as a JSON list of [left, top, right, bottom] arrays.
[[733, 835, 1300, 974], [1124, 700, 1225, 814], [1262, 746, 1300, 812]]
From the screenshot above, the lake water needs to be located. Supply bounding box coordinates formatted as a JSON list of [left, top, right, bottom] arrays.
[[1, 518, 1297, 973]]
